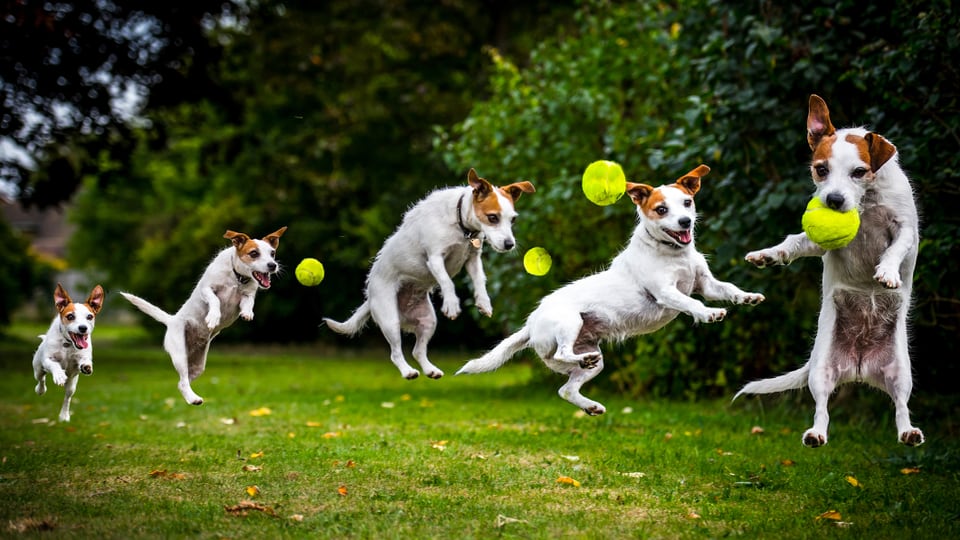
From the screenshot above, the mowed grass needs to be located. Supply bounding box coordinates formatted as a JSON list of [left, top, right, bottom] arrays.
[[1, 324, 958, 539]]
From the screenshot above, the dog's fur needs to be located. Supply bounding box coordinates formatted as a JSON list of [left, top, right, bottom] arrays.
[[324, 168, 535, 379], [736, 95, 922, 447], [458, 165, 764, 414], [121, 227, 287, 405], [33, 283, 105, 422]]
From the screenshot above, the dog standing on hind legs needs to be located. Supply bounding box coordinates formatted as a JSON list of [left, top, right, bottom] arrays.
[[735, 94, 923, 448], [324, 168, 535, 380], [33, 283, 105, 422], [121, 227, 287, 405], [458, 165, 764, 414]]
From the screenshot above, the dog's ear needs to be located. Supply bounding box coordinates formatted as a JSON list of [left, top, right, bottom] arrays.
[[86, 285, 105, 314], [263, 226, 288, 249], [807, 94, 836, 150], [224, 230, 250, 249], [500, 181, 536, 203], [467, 168, 493, 200], [625, 182, 654, 206], [54, 283, 72, 312], [675, 164, 709, 195], [864, 132, 897, 173]]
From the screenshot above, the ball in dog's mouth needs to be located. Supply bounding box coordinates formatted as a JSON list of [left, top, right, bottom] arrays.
[[69, 332, 89, 350], [252, 271, 272, 289], [663, 228, 693, 245]]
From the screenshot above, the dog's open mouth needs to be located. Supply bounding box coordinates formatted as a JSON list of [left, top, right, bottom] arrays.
[[252, 271, 272, 289], [664, 228, 693, 245], [69, 332, 89, 350]]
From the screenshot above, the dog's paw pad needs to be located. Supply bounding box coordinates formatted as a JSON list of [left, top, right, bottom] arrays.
[[426, 370, 444, 379], [578, 354, 602, 369], [802, 430, 826, 448], [900, 429, 925, 446], [583, 404, 606, 416], [403, 370, 420, 380], [240, 312, 254, 321]]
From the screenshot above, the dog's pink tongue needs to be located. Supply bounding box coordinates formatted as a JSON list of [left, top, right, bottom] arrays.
[[71, 333, 89, 349], [679, 230, 692, 244]]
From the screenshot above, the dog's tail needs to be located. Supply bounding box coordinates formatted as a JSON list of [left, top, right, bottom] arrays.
[[120, 292, 174, 326], [457, 326, 531, 375], [323, 301, 370, 336], [732, 364, 810, 401]]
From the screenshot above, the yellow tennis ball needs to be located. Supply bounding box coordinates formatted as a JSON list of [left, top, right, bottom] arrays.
[[523, 247, 552, 276], [295, 258, 325, 286], [801, 198, 860, 250], [582, 160, 626, 206]]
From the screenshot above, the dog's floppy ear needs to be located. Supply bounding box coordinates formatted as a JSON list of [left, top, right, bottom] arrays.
[[675, 164, 709, 195], [262, 226, 288, 249], [500, 181, 535, 203], [807, 94, 836, 150], [54, 283, 72, 312], [86, 285, 105, 314], [224, 230, 250, 249], [625, 182, 654, 206], [467, 168, 494, 200], [864, 132, 897, 173]]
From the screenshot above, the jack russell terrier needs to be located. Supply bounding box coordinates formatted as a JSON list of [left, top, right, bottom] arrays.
[[33, 283, 105, 422], [324, 168, 535, 380], [737, 94, 923, 447], [121, 227, 287, 405], [458, 165, 764, 414]]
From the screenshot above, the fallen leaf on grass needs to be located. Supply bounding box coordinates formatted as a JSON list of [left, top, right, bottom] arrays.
[[815, 510, 842, 522], [148, 469, 186, 480], [901, 467, 921, 475], [751, 426, 765, 434], [337, 485, 348, 496], [246, 485, 260, 497], [561, 455, 580, 462], [306, 421, 323, 427], [220, 417, 236, 425], [322, 431, 341, 439], [224, 501, 276, 517], [780, 459, 796, 466], [250, 451, 264, 459], [687, 512, 701, 519], [242, 465, 262, 472], [249, 407, 272, 417], [495, 514, 528, 528], [716, 448, 733, 456], [620, 472, 646, 478], [431, 440, 448, 451], [381, 402, 395, 409], [6, 517, 56, 533], [845, 475, 863, 488], [289, 514, 304, 522], [556, 476, 581, 487]]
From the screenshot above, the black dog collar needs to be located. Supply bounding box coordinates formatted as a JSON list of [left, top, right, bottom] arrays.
[[233, 269, 251, 285], [456, 194, 481, 240]]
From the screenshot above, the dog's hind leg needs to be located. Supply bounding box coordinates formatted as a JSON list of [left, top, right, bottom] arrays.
[[887, 331, 924, 446], [406, 292, 443, 379], [33, 354, 47, 396], [59, 373, 78, 422], [551, 314, 601, 369], [556, 356, 606, 416], [165, 322, 204, 405], [803, 339, 837, 448], [370, 281, 419, 379]]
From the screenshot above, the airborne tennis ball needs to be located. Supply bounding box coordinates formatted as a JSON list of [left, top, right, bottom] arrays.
[[801, 198, 860, 250], [582, 160, 626, 206], [523, 247, 552, 276], [295, 258, 325, 286]]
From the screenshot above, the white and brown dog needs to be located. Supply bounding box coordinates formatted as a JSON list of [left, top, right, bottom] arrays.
[[458, 165, 764, 414], [324, 168, 535, 380], [121, 227, 287, 405], [33, 283, 105, 422], [736, 94, 923, 447]]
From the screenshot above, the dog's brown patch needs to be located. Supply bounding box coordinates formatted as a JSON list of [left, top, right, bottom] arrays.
[[639, 189, 668, 221]]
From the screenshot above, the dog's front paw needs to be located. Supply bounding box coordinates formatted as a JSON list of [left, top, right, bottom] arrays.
[[745, 249, 785, 268], [59, 411, 71, 423], [737, 292, 765, 305], [694, 308, 726, 324], [874, 265, 902, 289], [441, 296, 461, 319], [205, 312, 221, 330], [240, 310, 254, 321], [802, 429, 827, 448], [475, 296, 493, 317], [52, 370, 67, 386], [899, 428, 925, 446]]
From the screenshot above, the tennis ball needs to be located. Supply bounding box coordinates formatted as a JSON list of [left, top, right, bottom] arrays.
[[801, 198, 860, 250], [582, 160, 626, 206], [523, 247, 552, 276], [295, 258, 325, 286]]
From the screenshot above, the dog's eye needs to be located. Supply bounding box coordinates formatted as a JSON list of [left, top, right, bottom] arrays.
[[487, 214, 500, 224], [270, 250, 276, 258], [87, 314, 94, 321], [814, 165, 829, 178], [511, 216, 517, 224], [655, 206, 668, 216], [249, 250, 259, 259], [683, 199, 693, 208], [66, 313, 75, 321], [851, 167, 868, 179]]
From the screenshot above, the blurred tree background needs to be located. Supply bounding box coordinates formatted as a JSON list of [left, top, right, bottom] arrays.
[[3, 0, 958, 396]]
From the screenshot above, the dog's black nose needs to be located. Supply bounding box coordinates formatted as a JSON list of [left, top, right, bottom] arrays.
[[78, 325, 88, 334], [267, 262, 277, 272], [503, 240, 515, 250], [678, 217, 692, 229], [825, 192, 845, 210]]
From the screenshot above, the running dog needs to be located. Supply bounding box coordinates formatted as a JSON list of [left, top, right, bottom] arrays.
[[736, 94, 923, 447], [324, 168, 535, 380], [458, 165, 764, 414], [121, 227, 287, 405], [33, 283, 105, 422]]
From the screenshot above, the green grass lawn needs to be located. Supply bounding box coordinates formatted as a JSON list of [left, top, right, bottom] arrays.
[[1, 324, 958, 539]]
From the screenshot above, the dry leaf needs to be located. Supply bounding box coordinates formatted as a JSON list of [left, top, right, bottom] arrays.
[[345, 460, 356, 468], [664, 432, 673, 441], [6, 517, 56, 533], [495, 514, 528, 528], [337, 485, 348, 496], [322, 431, 341, 439], [556, 476, 581, 487], [148, 469, 185, 480], [561, 455, 580, 462], [306, 421, 323, 427], [900, 467, 921, 475], [687, 512, 701, 519], [845, 475, 862, 488], [224, 500, 276, 517], [288, 432, 296, 439], [246, 485, 260, 497], [249, 407, 272, 417], [250, 451, 264, 459], [431, 440, 448, 451], [751, 426, 765, 434], [381, 402, 395, 409], [400, 394, 412, 401], [780, 459, 796, 466], [815, 510, 842, 522], [220, 417, 236, 425], [289, 514, 304, 522], [620, 472, 646, 478], [242, 465, 262, 472]]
